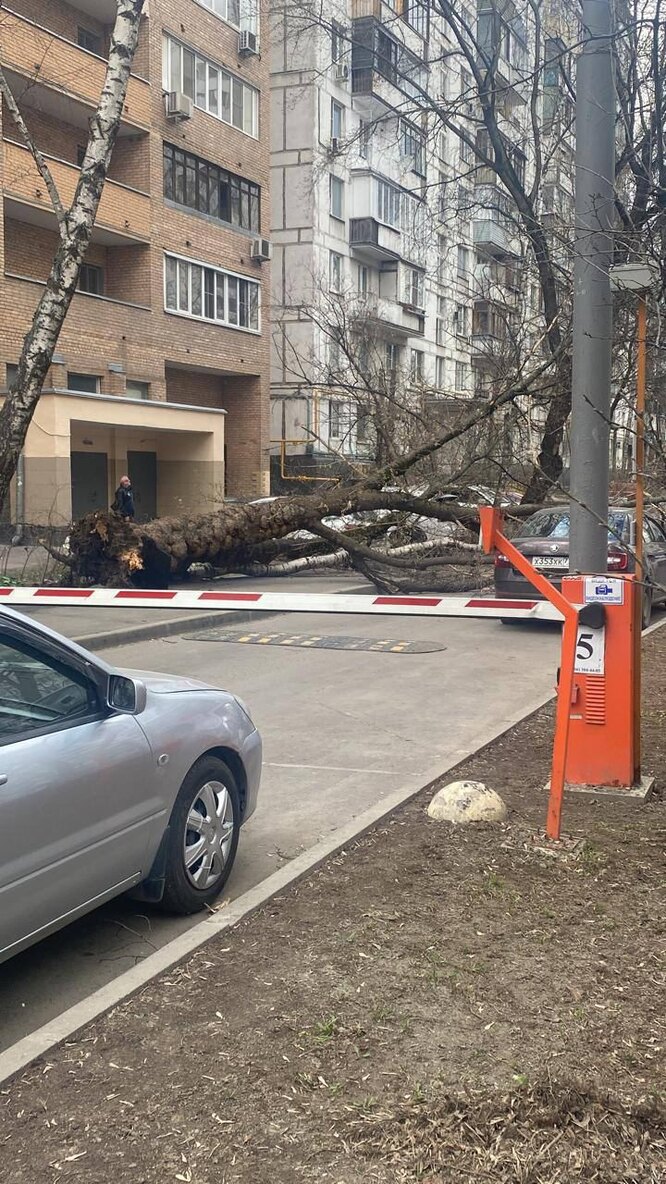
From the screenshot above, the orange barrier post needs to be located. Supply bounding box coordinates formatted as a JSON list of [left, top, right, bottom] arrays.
[[479, 508, 580, 840], [480, 507, 645, 836]]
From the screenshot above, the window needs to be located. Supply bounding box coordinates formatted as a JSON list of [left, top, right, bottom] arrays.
[[457, 245, 470, 278], [330, 251, 343, 293], [77, 26, 101, 55], [473, 301, 504, 337], [77, 145, 87, 167], [196, 0, 249, 32], [460, 138, 474, 165], [164, 253, 260, 331], [376, 179, 401, 227], [163, 144, 260, 232], [328, 337, 342, 375], [126, 380, 150, 400], [357, 264, 369, 295], [436, 356, 446, 389], [385, 342, 400, 373], [461, 68, 473, 107], [438, 171, 448, 219], [376, 29, 399, 84], [356, 407, 371, 443], [401, 121, 425, 176], [77, 264, 104, 296], [402, 0, 428, 37], [330, 175, 344, 219], [0, 635, 99, 742], [456, 185, 472, 214], [331, 100, 344, 141], [403, 266, 424, 309], [5, 364, 18, 389], [436, 296, 446, 345], [454, 302, 469, 336], [163, 35, 259, 138], [327, 400, 348, 438], [331, 21, 346, 64], [455, 361, 470, 392], [437, 233, 447, 283], [410, 349, 424, 382], [359, 120, 371, 160], [67, 373, 100, 393]]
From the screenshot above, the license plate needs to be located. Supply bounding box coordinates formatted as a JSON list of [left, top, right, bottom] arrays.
[[532, 556, 569, 570]]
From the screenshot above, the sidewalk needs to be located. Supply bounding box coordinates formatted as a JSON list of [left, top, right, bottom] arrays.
[[13, 572, 374, 651], [1, 630, 663, 1181]]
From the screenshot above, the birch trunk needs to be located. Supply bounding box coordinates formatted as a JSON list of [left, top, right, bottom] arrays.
[[0, 0, 146, 514]]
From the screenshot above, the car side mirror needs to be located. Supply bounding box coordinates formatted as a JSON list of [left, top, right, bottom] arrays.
[[107, 675, 147, 715]]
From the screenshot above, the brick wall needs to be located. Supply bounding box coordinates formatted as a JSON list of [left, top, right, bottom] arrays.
[[3, 107, 150, 191], [12, 0, 110, 49], [0, 0, 271, 505]]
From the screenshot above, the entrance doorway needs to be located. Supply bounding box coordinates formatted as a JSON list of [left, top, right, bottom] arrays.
[[127, 450, 157, 522], [71, 451, 109, 520]]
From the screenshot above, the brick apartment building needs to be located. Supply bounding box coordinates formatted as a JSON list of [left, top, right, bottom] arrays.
[[0, 0, 270, 531]]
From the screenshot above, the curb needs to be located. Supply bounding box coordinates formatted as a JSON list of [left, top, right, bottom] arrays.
[[0, 683, 557, 1087], [71, 607, 281, 652]]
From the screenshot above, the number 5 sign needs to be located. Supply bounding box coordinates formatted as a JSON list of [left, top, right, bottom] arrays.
[[574, 625, 605, 675]]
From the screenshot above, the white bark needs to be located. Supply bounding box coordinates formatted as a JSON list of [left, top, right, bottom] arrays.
[[0, 66, 67, 231], [0, 0, 146, 513]]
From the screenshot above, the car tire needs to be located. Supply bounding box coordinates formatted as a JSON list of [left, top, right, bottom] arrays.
[[642, 585, 653, 630], [160, 756, 241, 915]]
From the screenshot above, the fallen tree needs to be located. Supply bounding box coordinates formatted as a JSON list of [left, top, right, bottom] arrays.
[[65, 487, 486, 587], [64, 381, 546, 588]]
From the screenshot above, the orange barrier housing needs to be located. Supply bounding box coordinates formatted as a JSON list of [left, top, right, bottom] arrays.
[[479, 508, 639, 840], [562, 574, 637, 788]]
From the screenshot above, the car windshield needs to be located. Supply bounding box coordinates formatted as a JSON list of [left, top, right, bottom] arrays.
[[520, 510, 630, 541]]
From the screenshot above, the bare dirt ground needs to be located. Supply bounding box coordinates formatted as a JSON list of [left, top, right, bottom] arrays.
[[1, 629, 665, 1183]]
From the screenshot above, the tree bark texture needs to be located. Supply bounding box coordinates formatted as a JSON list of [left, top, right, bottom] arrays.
[[0, 0, 146, 514], [67, 491, 483, 587]]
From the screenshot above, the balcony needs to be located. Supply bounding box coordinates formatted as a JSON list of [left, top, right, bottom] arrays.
[[351, 17, 426, 120], [354, 292, 423, 339], [350, 217, 401, 263], [64, 0, 120, 19], [351, 0, 427, 58], [3, 140, 151, 245], [0, 8, 150, 135], [473, 216, 517, 259]]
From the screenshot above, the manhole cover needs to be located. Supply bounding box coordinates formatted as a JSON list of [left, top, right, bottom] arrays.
[[190, 629, 446, 654]]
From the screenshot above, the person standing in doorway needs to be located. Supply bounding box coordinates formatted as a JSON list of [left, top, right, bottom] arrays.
[[112, 474, 135, 520]]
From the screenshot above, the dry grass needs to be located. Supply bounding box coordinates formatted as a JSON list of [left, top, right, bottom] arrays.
[[339, 1080, 666, 1182]]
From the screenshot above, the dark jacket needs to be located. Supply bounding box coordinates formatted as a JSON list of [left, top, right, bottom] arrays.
[[113, 484, 135, 518]]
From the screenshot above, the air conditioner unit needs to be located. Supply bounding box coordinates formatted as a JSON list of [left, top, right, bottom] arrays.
[[331, 136, 340, 154], [239, 29, 259, 55], [251, 238, 272, 262], [336, 62, 350, 81], [165, 91, 193, 121]]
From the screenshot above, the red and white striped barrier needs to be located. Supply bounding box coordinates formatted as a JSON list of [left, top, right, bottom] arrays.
[[0, 586, 564, 622]]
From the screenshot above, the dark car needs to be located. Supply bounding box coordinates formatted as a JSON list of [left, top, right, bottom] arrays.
[[494, 506, 666, 627]]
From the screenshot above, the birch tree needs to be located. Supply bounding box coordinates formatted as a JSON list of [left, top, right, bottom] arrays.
[[0, 0, 146, 516]]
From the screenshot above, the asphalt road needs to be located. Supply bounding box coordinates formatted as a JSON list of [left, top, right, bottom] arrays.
[[0, 606, 561, 1053]]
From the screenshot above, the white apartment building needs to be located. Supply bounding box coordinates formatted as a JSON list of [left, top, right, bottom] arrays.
[[270, 0, 576, 483]]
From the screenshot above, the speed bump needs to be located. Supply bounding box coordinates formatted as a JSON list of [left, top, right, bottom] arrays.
[[190, 629, 446, 654]]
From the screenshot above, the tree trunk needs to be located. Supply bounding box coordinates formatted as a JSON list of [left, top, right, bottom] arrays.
[[67, 491, 482, 586], [0, 0, 146, 514]]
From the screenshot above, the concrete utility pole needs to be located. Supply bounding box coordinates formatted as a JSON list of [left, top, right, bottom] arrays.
[[569, 0, 615, 573]]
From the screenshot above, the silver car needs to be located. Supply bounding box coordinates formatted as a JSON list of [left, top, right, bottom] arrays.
[[0, 606, 262, 965]]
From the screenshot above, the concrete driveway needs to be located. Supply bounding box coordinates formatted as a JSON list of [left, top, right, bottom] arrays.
[[0, 597, 561, 1052]]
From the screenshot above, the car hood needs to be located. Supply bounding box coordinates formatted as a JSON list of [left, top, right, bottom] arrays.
[[120, 668, 219, 694]]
